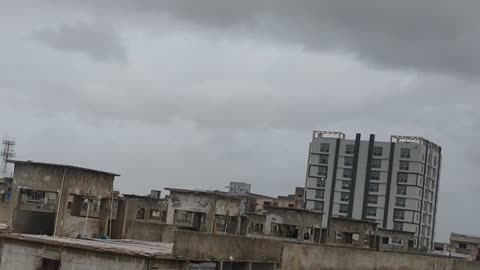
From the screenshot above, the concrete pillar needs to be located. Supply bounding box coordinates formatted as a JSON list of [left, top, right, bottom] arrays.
[[99, 198, 112, 237]]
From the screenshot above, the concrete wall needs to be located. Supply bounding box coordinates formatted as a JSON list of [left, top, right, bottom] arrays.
[[173, 231, 282, 264], [8, 163, 115, 238], [123, 221, 176, 243], [0, 239, 185, 270], [281, 243, 480, 270]]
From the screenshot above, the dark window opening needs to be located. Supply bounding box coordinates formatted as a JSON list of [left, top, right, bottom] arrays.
[[38, 258, 60, 270], [136, 208, 145, 219]]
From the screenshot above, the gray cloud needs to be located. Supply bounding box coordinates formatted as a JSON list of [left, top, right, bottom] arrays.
[[55, 0, 480, 76], [32, 22, 127, 63]]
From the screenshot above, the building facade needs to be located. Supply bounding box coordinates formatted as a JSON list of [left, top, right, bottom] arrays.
[[304, 131, 441, 249]]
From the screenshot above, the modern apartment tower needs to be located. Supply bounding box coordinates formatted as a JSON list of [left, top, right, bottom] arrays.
[[304, 131, 441, 249]]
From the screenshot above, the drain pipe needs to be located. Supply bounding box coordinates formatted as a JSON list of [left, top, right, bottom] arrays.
[[53, 168, 67, 237]]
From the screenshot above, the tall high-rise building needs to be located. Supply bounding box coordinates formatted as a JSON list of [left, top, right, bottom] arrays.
[[304, 131, 442, 249]]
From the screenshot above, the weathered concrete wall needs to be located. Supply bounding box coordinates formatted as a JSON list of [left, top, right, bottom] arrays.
[[0, 239, 184, 270], [8, 163, 115, 238], [124, 196, 168, 221], [124, 220, 176, 242], [173, 231, 282, 263], [281, 243, 480, 270], [166, 192, 241, 233]]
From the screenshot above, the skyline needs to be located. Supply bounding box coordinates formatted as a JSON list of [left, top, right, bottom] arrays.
[[2, 1, 480, 242]]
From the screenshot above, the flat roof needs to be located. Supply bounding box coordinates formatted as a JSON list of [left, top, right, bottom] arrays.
[[123, 194, 165, 200], [8, 160, 120, 177], [0, 234, 173, 259], [165, 188, 242, 200], [264, 205, 323, 215]]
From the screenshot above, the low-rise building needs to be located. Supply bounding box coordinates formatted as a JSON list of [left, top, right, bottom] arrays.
[[165, 188, 242, 235], [450, 232, 480, 259], [112, 191, 173, 242], [328, 217, 377, 248], [4, 160, 119, 238], [377, 228, 415, 251], [241, 206, 323, 243]]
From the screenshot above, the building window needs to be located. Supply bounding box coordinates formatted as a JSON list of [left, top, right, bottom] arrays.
[[340, 192, 350, 202], [339, 204, 348, 214], [432, 168, 437, 178], [320, 143, 330, 153], [342, 181, 351, 190], [316, 178, 326, 188], [393, 222, 403, 231], [20, 189, 58, 213], [372, 146, 383, 157], [399, 161, 410, 170], [395, 197, 406, 207], [40, 258, 60, 270], [371, 171, 380, 181], [394, 209, 405, 220], [150, 210, 166, 221], [366, 207, 376, 217], [343, 168, 353, 179], [317, 166, 328, 177], [397, 185, 407, 195], [136, 208, 146, 219], [369, 183, 379, 193], [251, 223, 264, 233], [319, 154, 329, 165], [314, 201, 324, 211], [367, 195, 378, 204], [345, 144, 355, 155], [315, 190, 325, 200], [397, 172, 408, 183], [344, 157, 354, 167], [371, 159, 382, 169], [174, 210, 193, 225], [215, 216, 227, 232], [434, 156, 438, 167], [459, 243, 467, 249], [400, 148, 411, 158]]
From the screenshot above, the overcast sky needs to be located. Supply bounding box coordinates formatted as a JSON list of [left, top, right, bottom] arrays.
[[1, 0, 479, 241]]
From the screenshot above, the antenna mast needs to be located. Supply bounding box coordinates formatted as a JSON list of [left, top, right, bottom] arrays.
[[1, 135, 16, 177]]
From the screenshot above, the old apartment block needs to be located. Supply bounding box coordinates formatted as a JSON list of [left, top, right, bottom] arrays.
[[4, 160, 119, 238], [304, 131, 441, 249]]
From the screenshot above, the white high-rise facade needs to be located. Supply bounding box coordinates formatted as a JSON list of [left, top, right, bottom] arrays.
[[304, 131, 442, 249]]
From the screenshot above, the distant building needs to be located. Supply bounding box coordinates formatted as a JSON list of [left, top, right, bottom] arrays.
[[450, 232, 480, 259], [228, 181, 251, 194], [304, 131, 441, 249]]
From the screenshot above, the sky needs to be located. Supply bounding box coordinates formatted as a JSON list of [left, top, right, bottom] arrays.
[[1, 0, 479, 241]]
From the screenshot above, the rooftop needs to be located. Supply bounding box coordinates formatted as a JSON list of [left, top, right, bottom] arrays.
[[8, 160, 120, 177], [123, 194, 165, 200], [264, 205, 323, 215], [0, 234, 173, 259], [451, 232, 480, 243], [165, 187, 242, 200]]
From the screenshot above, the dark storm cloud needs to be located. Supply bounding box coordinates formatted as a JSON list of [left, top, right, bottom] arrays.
[[66, 0, 480, 76], [32, 22, 127, 63]]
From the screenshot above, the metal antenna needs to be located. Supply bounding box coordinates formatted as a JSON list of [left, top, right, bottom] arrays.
[[1, 135, 16, 177]]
